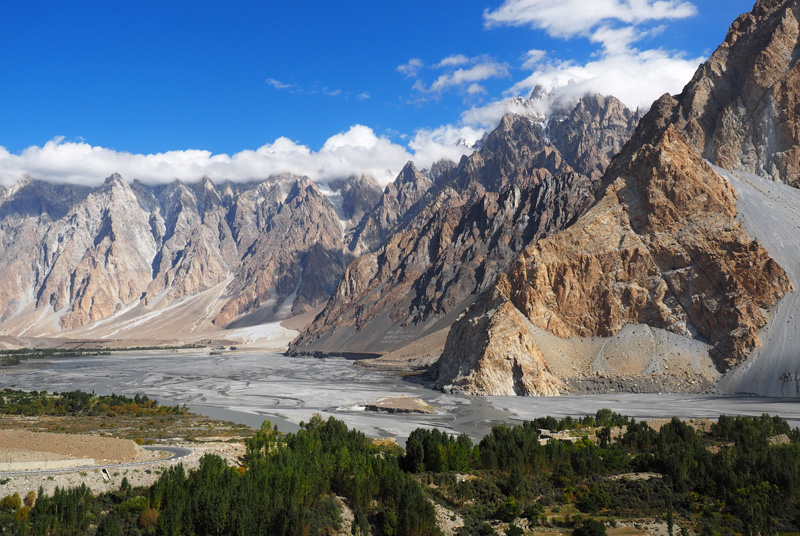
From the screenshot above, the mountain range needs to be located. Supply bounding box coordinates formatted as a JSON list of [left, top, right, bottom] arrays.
[[1, 0, 798, 398]]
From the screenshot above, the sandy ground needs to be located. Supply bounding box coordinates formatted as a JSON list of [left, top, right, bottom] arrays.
[[0, 276, 303, 352], [0, 430, 140, 464], [0, 447, 73, 463], [356, 328, 449, 371], [527, 319, 719, 394], [716, 168, 800, 397], [363, 396, 436, 414], [0, 439, 245, 499]]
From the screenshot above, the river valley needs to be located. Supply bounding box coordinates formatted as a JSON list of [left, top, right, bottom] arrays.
[[3, 351, 800, 442]]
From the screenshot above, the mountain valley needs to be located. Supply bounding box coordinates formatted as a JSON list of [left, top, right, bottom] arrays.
[[1, 0, 799, 401]]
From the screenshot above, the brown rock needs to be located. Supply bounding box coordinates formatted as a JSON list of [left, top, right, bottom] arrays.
[[435, 289, 564, 396], [291, 95, 640, 356], [496, 125, 791, 369], [649, 0, 800, 187]]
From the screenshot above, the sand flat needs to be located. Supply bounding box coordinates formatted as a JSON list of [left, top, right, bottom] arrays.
[[0, 430, 139, 464], [715, 168, 800, 397]]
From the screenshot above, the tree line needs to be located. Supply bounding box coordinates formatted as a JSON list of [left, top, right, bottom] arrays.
[[0, 388, 186, 417], [1, 410, 799, 535]]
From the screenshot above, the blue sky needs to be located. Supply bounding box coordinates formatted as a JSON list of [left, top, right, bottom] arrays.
[[0, 0, 753, 185]]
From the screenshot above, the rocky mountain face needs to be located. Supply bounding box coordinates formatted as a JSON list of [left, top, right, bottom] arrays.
[[435, 0, 797, 395], [0, 172, 382, 338], [347, 162, 435, 256], [319, 174, 383, 248], [289, 94, 641, 356], [662, 0, 800, 187]]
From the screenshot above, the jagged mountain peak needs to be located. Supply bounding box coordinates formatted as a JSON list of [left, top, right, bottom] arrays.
[[434, 0, 798, 396], [529, 84, 550, 101], [397, 160, 422, 178], [290, 91, 640, 357], [424, 159, 457, 186], [642, 0, 800, 186], [199, 176, 216, 191], [102, 172, 127, 188], [393, 161, 431, 192]]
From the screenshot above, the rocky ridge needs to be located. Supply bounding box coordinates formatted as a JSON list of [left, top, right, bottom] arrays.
[[435, 0, 797, 395], [0, 172, 383, 338], [290, 94, 641, 356], [662, 0, 800, 187]]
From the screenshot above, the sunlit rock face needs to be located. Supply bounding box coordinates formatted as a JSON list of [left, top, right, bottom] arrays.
[[290, 94, 641, 356], [0, 172, 387, 337], [435, 0, 797, 396]]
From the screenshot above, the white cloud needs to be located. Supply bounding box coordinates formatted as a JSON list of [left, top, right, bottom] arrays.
[[466, 83, 488, 96], [357, 92, 371, 100], [265, 78, 350, 98], [0, 124, 485, 188], [397, 58, 424, 77], [404, 55, 510, 95], [427, 62, 510, 92], [484, 0, 696, 38], [408, 125, 484, 167], [507, 45, 703, 111], [590, 25, 639, 53], [521, 49, 547, 69], [265, 78, 294, 90], [460, 97, 550, 128], [478, 0, 703, 113], [435, 54, 471, 68]]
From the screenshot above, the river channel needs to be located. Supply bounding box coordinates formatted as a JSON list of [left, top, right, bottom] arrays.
[[3, 351, 799, 442]]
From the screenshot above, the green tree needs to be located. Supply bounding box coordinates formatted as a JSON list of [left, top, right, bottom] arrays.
[[574, 518, 607, 536]]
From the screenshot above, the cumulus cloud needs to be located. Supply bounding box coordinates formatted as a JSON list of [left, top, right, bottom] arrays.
[[521, 49, 547, 69], [478, 0, 703, 113], [484, 0, 696, 37], [407, 124, 484, 167], [427, 61, 510, 93], [435, 54, 471, 68], [507, 43, 703, 111], [460, 97, 550, 128], [397, 58, 424, 77], [466, 84, 488, 96], [0, 124, 483, 188]]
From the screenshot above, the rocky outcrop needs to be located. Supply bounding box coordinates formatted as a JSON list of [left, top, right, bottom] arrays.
[[290, 94, 641, 356], [215, 176, 352, 326], [37, 174, 158, 330], [435, 288, 564, 396], [425, 159, 457, 187], [320, 174, 383, 248], [654, 0, 800, 187], [348, 162, 434, 255], [436, 0, 797, 394], [548, 94, 641, 180], [325, 174, 382, 227], [495, 125, 790, 369]]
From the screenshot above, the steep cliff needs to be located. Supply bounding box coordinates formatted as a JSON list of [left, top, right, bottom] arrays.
[[435, 0, 797, 395], [0, 173, 373, 339], [290, 94, 641, 355], [662, 0, 800, 187]]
